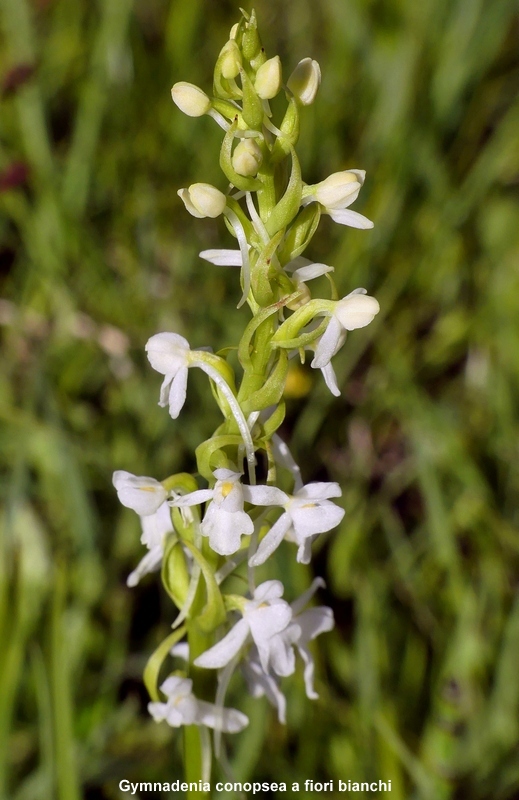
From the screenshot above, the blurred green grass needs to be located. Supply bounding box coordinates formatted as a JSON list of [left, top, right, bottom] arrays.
[[1, 0, 518, 798]]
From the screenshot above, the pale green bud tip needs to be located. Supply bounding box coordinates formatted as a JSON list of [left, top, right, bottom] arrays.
[[178, 183, 227, 218], [219, 40, 242, 80], [171, 82, 211, 117], [229, 22, 239, 39], [315, 170, 365, 209], [231, 138, 263, 176], [287, 58, 321, 105], [254, 55, 282, 100]]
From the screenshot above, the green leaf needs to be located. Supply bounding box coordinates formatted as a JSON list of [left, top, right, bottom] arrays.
[[144, 626, 187, 702], [161, 535, 191, 609], [182, 541, 226, 632], [278, 203, 321, 264], [265, 146, 302, 236]]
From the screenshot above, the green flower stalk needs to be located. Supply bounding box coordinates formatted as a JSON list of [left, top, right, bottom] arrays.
[[114, 8, 380, 794]]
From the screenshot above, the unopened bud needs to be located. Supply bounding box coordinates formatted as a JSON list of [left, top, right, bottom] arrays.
[[254, 56, 282, 100], [178, 183, 227, 218], [171, 82, 211, 117], [314, 170, 365, 209], [219, 40, 242, 80], [335, 294, 380, 331], [287, 58, 321, 105], [231, 139, 263, 176]]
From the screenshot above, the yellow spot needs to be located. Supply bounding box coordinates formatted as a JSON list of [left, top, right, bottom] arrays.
[[284, 364, 313, 399], [221, 481, 234, 498], [301, 503, 316, 509], [139, 486, 158, 492]]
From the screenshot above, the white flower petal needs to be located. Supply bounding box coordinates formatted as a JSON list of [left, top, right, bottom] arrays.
[[113, 471, 167, 516], [297, 644, 318, 699], [248, 603, 293, 652], [268, 623, 300, 677], [168, 366, 189, 419], [243, 650, 287, 724], [296, 537, 314, 564], [140, 502, 174, 548], [145, 332, 191, 375], [292, 262, 334, 282], [199, 249, 242, 267], [252, 580, 285, 604], [296, 606, 335, 641], [311, 316, 343, 369], [298, 482, 342, 500], [321, 362, 341, 396], [326, 208, 374, 229], [126, 545, 164, 586], [248, 512, 291, 567], [291, 502, 345, 536], [202, 507, 253, 555], [242, 485, 289, 506], [160, 676, 193, 697], [194, 701, 249, 733], [194, 618, 250, 668], [148, 701, 168, 722], [171, 488, 214, 507]]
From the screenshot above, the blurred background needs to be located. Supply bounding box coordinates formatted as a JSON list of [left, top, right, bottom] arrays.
[[1, 0, 519, 798]]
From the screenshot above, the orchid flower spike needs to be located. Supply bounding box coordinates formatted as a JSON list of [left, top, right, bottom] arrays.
[[302, 169, 373, 229], [195, 580, 296, 676], [311, 289, 380, 371], [149, 676, 248, 732], [170, 468, 285, 556], [249, 481, 345, 566]]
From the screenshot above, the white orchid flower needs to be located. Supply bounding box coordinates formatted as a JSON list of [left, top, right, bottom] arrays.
[[242, 646, 287, 724], [148, 676, 248, 733], [145, 332, 191, 419], [171, 469, 285, 556], [194, 580, 295, 675], [249, 482, 345, 567], [112, 470, 167, 516], [127, 502, 174, 587], [311, 289, 380, 372], [145, 333, 256, 477], [302, 169, 373, 229]]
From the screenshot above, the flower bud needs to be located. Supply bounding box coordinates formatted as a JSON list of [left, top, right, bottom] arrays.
[[171, 82, 211, 117], [335, 293, 380, 331], [178, 183, 227, 218], [254, 56, 282, 99], [219, 40, 242, 80], [287, 58, 321, 105], [231, 139, 263, 177], [314, 170, 365, 209]]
